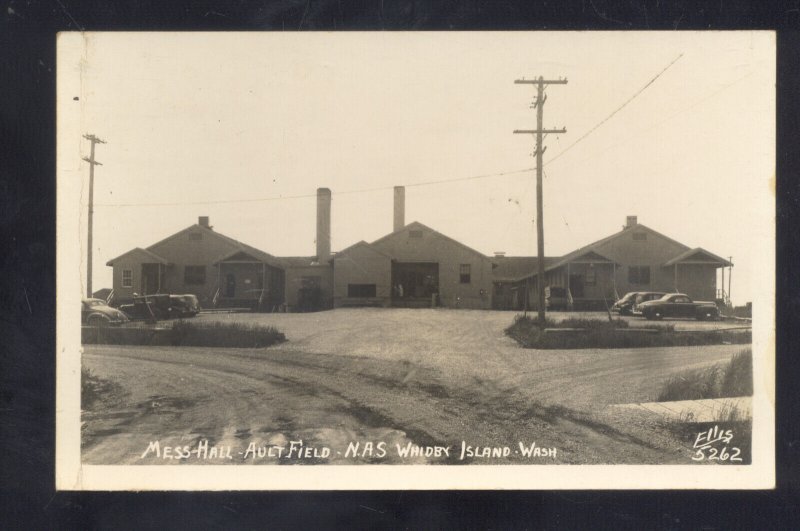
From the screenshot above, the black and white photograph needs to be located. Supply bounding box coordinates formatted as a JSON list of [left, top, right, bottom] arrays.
[[55, 31, 775, 490]]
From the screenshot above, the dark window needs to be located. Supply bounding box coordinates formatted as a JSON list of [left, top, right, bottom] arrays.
[[122, 269, 133, 288], [459, 264, 471, 284], [347, 284, 376, 298], [409, 229, 423, 239], [628, 266, 650, 285], [585, 268, 596, 286], [301, 276, 321, 289], [632, 232, 647, 241], [189, 232, 203, 241], [184, 265, 206, 285]]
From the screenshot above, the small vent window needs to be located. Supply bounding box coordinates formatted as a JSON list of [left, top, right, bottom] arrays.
[[632, 232, 647, 241], [189, 232, 203, 241], [409, 229, 423, 238]]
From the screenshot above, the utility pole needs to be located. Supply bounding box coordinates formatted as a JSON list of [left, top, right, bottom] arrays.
[[514, 76, 567, 325], [82, 134, 106, 298]]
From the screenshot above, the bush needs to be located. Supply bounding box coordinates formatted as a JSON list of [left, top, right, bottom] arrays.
[[168, 320, 286, 348], [505, 315, 750, 349], [657, 348, 753, 401], [82, 320, 286, 348]]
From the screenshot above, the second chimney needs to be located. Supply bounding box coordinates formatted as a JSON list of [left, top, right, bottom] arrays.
[[393, 186, 405, 232], [199, 216, 210, 228], [626, 215, 638, 228], [316, 188, 331, 262]]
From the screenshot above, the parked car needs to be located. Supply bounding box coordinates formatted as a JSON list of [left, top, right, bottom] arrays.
[[611, 292, 639, 315], [169, 294, 201, 317], [82, 298, 130, 327], [545, 286, 569, 311], [119, 294, 201, 321], [638, 293, 720, 321], [630, 291, 668, 315]]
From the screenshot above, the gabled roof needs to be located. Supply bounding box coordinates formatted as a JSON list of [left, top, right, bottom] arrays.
[[664, 248, 732, 267], [516, 223, 695, 281], [145, 223, 284, 269], [371, 221, 493, 263], [106, 247, 169, 266], [335, 240, 392, 259], [280, 256, 321, 268], [492, 256, 559, 282]]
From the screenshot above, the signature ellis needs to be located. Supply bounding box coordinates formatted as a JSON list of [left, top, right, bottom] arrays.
[[691, 425, 743, 462]]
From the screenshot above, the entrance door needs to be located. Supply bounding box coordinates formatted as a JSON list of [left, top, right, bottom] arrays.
[[141, 263, 160, 295], [225, 273, 236, 297], [569, 274, 584, 298]]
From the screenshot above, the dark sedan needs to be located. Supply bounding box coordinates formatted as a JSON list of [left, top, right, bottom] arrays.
[[638, 293, 719, 321]]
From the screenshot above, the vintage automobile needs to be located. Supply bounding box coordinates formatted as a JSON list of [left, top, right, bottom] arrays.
[[638, 293, 720, 321], [630, 291, 668, 315], [611, 292, 639, 315], [81, 298, 130, 327], [169, 294, 201, 317], [119, 294, 201, 321], [544, 286, 569, 311]]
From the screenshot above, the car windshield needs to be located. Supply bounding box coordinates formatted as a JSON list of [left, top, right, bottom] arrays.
[[619, 292, 637, 302]]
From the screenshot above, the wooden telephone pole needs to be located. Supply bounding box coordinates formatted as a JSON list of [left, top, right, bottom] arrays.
[[82, 134, 106, 298], [514, 76, 566, 325]]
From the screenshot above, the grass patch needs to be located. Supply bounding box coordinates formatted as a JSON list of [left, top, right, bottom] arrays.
[[82, 320, 286, 348], [505, 315, 749, 349], [657, 349, 753, 402]]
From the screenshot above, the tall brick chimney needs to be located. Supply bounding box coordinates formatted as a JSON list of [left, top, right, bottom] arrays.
[[316, 188, 331, 261], [393, 186, 405, 232]]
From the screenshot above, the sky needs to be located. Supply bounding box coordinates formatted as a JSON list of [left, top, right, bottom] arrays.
[[58, 32, 775, 305]]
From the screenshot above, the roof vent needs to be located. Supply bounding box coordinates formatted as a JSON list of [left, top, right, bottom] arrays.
[[494, 252, 506, 258]]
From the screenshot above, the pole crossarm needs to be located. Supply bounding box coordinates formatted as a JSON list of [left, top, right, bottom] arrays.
[[513, 128, 567, 135], [82, 156, 103, 166], [514, 79, 568, 85]]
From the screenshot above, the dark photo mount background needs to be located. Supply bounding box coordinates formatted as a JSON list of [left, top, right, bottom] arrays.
[[1, 1, 798, 528]]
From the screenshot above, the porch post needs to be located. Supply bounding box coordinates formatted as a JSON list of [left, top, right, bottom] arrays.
[[157, 264, 161, 293], [612, 263, 617, 298], [674, 263, 678, 292], [262, 263, 267, 309]]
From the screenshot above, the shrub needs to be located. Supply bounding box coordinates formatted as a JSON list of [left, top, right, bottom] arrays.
[[82, 320, 286, 348], [505, 315, 750, 349], [657, 348, 753, 401]]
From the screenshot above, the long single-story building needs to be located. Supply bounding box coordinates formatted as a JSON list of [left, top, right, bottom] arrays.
[[105, 188, 732, 312]]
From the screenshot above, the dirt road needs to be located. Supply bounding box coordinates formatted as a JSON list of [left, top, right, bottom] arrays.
[[82, 309, 745, 465]]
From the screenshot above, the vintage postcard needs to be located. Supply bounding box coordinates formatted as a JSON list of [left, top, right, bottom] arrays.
[[56, 31, 775, 490]]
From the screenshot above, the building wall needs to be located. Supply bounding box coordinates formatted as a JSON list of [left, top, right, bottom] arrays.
[[675, 263, 717, 301], [284, 264, 333, 310], [110, 256, 143, 301], [594, 227, 694, 297], [333, 245, 392, 307], [372, 226, 493, 309]]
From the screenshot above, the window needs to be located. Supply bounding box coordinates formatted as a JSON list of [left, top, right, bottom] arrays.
[[409, 229, 423, 239], [122, 269, 133, 288], [585, 267, 596, 286], [301, 276, 321, 289], [627, 266, 650, 285], [632, 232, 647, 241], [189, 232, 203, 241], [459, 264, 471, 284], [348, 284, 377, 298], [184, 265, 206, 285]]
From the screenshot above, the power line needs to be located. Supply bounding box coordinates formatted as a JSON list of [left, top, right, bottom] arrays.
[[544, 53, 683, 167], [92, 167, 536, 207]]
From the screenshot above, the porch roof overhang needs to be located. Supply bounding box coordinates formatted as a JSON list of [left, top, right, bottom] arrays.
[[213, 249, 284, 269], [663, 248, 732, 267], [511, 250, 618, 282], [106, 247, 170, 266]]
